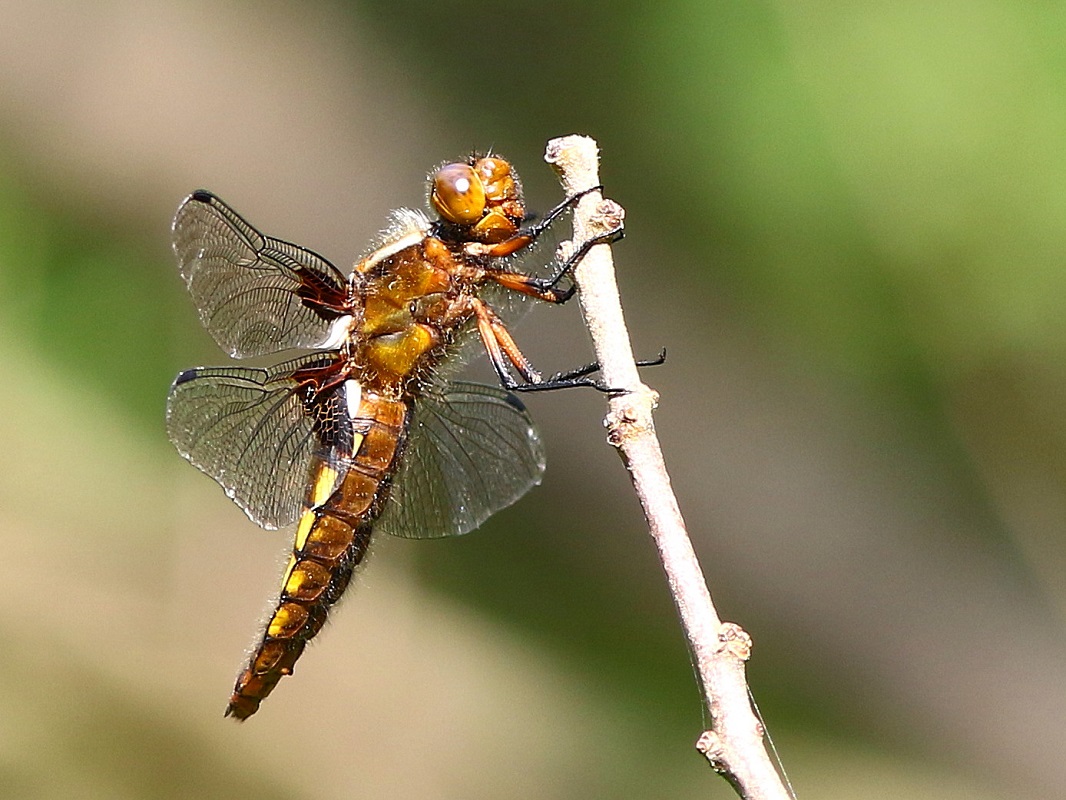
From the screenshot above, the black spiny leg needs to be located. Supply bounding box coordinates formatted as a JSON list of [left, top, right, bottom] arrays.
[[518, 184, 605, 241], [530, 222, 626, 297], [508, 348, 668, 395]]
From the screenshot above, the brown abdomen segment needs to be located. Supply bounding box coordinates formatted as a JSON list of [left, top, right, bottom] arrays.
[[225, 395, 409, 720]]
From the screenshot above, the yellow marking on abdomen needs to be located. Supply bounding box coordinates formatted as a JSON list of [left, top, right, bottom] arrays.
[[227, 398, 409, 720], [267, 602, 309, 638], [283, 559, 332, 601], [279, 554, 297, 592], [309, 465, 339, 508], [293, 510, 316, 552]]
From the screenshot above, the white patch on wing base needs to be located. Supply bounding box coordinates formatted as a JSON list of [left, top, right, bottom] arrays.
[[315, 314, 354, 350], [344, 379, 363, 419]]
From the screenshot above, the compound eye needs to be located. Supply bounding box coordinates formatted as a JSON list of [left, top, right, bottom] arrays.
[[475, 157, 516, 201], [431, 163, 486, 224]]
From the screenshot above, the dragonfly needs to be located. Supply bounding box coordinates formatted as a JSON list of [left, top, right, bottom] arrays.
[[166, 154, 624, 719]]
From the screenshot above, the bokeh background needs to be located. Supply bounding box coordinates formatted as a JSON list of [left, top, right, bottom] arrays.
[[1, 2, 1064, 798]]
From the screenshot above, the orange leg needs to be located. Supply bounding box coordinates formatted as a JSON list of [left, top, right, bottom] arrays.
[[476, 232, 534, 258], [472, 295, 666, 395], [472, 299, 541, 386], [490, 270, 574, 304]]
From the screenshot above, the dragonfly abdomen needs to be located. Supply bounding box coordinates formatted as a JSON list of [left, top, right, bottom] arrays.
[[225, 394, 410, 720]]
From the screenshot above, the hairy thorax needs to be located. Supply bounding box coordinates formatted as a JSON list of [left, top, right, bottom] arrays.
[[352, 235, 482, 397]]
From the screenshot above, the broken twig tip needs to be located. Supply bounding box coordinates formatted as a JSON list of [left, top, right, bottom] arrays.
[[545, 135, 600, 194]]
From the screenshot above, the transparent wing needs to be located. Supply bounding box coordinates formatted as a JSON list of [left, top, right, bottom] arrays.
[[172, 191, 351, 359], [377, 381, 545, 539], [166, 355, 354, 529]]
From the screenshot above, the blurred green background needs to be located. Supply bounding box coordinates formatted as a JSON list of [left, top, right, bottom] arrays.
[[1, 2, 1064, 798]]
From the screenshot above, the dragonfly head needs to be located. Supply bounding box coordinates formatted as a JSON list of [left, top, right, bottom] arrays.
[[429, 156, 525, 243]]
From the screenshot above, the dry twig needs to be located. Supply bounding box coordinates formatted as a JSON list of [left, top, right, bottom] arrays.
[[544, 134, 793, 800]]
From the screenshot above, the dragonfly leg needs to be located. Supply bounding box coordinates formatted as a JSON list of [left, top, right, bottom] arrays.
[[471, 297, 624, 393], [491, 270, 575, 304], [473, 185, 606, 259], [520, 185, 605, 241], [487, 219, 624, 306], [545, 348, 668, 383], [508, 348, 667, 394], [474, 299, 667, 395], [533, 223, 625, 292], [472, 299, 542, 388]]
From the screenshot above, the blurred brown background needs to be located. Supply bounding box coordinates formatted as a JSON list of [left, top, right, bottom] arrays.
[[1, 2, 1064, 798]]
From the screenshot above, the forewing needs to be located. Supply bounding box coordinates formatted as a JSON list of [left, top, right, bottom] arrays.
[[377, 381, 545, 539], [172, 191, 350, 358], [166, 355, 354, 529]]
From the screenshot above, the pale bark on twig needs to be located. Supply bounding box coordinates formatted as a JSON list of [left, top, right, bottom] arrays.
[[544, 135, 793, 800]]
